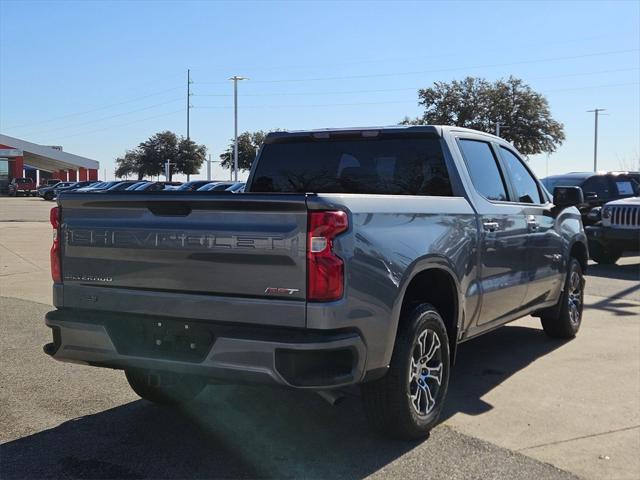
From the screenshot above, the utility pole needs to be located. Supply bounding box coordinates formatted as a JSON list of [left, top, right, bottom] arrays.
[[229, 76, 248, 182], [546, 152, 550, 178], [207, 154, 211, 181], [186, 69, 193, 181], [187, 69, 192, 140], [587, 108, 606, 172]]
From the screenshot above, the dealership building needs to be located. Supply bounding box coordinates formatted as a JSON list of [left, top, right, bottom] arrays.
[[0, 133, 99, 192]]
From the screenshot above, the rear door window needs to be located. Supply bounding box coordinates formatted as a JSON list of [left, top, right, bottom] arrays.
[[250, 136, 452, 196], [458, 139, 508, 201], [499, 147, 543, 204]]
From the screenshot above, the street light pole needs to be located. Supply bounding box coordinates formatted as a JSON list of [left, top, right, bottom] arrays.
[[229, 76, 248, 182], [496, 122, 509, 137], [587, 108, 606, 172]]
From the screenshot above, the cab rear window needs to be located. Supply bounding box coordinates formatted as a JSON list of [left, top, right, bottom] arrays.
[[250, 137, 452, 196]]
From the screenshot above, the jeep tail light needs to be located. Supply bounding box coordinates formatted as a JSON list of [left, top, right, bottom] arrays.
[[307, 211, 348, 302], [50, 206, 62, 283]]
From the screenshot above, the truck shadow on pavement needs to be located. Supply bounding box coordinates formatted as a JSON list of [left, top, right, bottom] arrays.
[[442, 324, 566, 419], [1, 326, 565, 479], [585, 260, 640, 315], [586, 260, 640, 283]]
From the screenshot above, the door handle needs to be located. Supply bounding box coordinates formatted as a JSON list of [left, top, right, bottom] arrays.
[[483, 221, 500, 232], [527, 215, 538, 231]]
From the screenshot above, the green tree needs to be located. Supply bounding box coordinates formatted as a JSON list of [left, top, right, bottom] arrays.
[[176, 137, 207, 180], [114, 150, 141, 179], [402, 76, 565, 155], [115, 131, 206, 180], [220, 130, 268, 172]]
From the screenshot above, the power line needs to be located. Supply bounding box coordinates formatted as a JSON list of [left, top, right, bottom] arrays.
[[192, 68, 640, 98], [186, 32, 635, 74], [5, 64, 635, 137], [2, 86, 182, 130], [16, 79, 638, 141], [546, 81, 639, 92], [194, 100, 413, 109], [20, 98, 183, 137], [43, 109, 184, 141], [195, 49, 638, 85], [193, 87, 415, 98], [531, 66, 639, 80], [193, 82, 639, 110]]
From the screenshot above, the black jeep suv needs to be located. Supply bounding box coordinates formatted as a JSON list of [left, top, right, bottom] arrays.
[[541, 171, 640, 226]]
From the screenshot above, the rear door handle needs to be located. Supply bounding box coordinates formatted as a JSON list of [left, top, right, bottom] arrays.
[[483, 221, 500, 232], [527, 215, 538, 231]]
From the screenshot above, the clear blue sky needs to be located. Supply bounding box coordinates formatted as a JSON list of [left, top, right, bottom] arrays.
[[1, 0, 638, 181]]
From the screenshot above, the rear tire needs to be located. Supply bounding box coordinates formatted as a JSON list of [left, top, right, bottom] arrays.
[[361, 304, 450, 440], [125, 368, 206, 406], [589, 241, 621, 264], [541, 258, 584, 339]]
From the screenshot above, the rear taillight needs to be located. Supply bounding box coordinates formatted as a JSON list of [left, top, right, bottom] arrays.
[[50, 207, 62, 283], [307, 211, 348, 302]]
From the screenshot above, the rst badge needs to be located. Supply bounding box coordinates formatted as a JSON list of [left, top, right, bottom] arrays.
[[264, 287, 300, 296]]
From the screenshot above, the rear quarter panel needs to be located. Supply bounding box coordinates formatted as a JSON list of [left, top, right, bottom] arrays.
[[306, 194, 479, 371]]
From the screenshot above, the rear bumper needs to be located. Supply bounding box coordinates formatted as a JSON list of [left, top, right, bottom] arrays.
[[586, 225, 640, 252], [44, 308, 366, 389]]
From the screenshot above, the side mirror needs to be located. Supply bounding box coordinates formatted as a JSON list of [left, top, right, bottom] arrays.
[[553, 186, 584, 209]]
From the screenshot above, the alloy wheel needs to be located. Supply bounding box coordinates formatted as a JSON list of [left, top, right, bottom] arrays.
[[408, 328, 443, 416], [567, 269, 583, 325]]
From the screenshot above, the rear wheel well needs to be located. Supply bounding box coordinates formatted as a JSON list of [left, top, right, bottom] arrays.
[[398, 268, 458, 364], [571, 241, 588, 272]]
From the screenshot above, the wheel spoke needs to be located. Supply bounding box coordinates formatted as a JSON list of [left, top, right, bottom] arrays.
[[425, 363, 443, 386], [409, 357, 419, 382], [421, 332, 441, 363], [424, 384, 435, 413], [411, 385, 423, 412], [417, 330, 428, 357], [570, 303, 579, 323]]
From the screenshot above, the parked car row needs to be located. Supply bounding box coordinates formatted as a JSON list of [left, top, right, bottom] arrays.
[[173, 180, 245, 192], [38, 179, 246, 200], [541, 171, 639, 264], [38, 181, 100, 200]]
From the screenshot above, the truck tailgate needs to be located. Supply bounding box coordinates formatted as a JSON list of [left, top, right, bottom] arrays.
[[57, 192, 308, 325]]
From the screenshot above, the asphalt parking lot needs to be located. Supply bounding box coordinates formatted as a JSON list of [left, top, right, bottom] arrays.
[[1, 196, 639, 479]]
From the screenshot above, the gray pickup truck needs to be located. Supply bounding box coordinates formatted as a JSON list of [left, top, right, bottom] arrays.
[[45, 126, 588, 439]]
